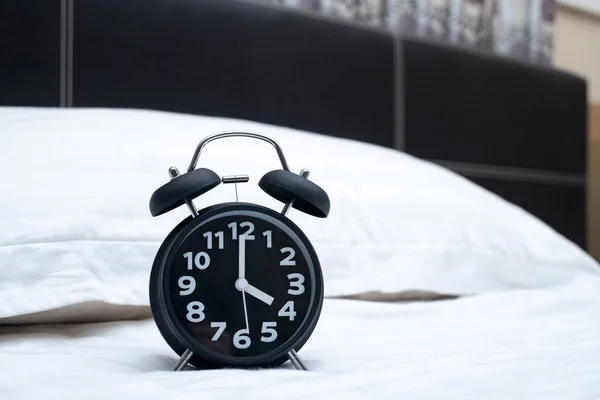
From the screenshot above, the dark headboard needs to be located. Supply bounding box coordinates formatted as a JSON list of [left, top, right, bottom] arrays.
[[0, 0, 589, 250], [400, 37, 588, 251]]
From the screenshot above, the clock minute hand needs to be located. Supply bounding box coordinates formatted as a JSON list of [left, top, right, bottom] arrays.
[[238, 234, 245, 280], [244, 283, 275, 306], [237, 234, 250, 331]]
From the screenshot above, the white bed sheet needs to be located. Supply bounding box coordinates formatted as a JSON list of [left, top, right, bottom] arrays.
[[2, 278, 600, 400]]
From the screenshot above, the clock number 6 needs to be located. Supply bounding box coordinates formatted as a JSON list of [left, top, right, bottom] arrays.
[[233, 328, 251, 349]]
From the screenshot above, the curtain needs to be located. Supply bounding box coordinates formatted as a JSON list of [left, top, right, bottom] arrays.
[[251, 0, 556, 65]]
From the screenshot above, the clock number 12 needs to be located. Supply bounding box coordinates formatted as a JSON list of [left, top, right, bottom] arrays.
[[228, 222, 255, 240]]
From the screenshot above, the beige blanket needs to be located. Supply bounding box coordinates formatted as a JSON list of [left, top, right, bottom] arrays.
[[330, 290, 461, 303]]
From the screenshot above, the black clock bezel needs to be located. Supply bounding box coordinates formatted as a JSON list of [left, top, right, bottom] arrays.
[[149, 202, 324, 369]]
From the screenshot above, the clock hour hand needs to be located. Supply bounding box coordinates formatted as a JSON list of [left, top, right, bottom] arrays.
[[244, 283, 274, 306]]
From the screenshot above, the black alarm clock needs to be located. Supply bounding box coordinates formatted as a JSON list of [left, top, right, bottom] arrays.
[[148, 131, 330, 372]]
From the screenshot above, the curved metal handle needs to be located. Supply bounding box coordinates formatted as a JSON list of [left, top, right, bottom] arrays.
[[186, 131, 291, 172]]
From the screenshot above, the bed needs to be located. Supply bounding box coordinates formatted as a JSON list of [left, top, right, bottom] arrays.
[[3, 292, 600, 399], [1, 0, 599, 398], [1, 106, 600, 399]]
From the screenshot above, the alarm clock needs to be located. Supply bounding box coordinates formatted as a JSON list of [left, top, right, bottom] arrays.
[[148, 131, 330, 372]]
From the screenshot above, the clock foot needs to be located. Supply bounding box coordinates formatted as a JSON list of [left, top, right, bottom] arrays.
[[281, 169, 310, 216], [287, 349, 308, 371], [172, 348, 194, 371]]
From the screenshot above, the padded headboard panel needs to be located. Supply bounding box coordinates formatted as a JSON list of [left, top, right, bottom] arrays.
[[1, 0, 396, 148], [400, 37, 588, 250]]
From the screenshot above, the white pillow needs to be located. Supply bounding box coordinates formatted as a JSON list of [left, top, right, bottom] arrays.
[[1, 106, 599, 322]]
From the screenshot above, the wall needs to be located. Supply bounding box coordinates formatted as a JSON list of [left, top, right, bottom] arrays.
[[554, 3, 600, 103], [553, 3, 600, 259]]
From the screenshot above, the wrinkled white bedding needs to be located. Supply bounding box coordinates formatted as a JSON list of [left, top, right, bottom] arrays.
[[2, 107, 600, 399], [2, 278, 600, 400]]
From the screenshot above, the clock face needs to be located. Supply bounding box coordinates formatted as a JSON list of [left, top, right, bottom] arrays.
[[157, 204, 322, 366]]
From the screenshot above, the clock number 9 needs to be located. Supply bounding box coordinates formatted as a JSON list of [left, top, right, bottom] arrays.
[[178, 275, 196, 296]]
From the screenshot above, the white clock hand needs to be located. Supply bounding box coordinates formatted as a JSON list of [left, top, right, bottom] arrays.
[[238, 234, 246, 280], [241, 290, 249, 331], [244, 283, 275, 306], [236, 235, 250, 331]]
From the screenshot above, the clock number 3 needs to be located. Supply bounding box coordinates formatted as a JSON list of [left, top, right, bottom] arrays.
[[287, 273, 305, 295]]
